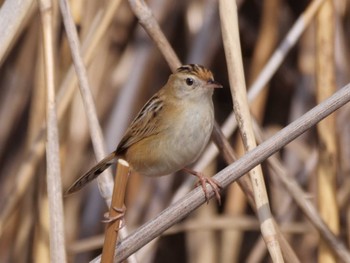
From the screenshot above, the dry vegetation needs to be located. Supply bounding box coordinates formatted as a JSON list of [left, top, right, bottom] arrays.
[[0, 0, 350, 262]]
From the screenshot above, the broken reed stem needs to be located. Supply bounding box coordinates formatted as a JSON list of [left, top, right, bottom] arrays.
[[101, 159, 130, 263], [38, 0, 67, 262], [219, 0, 283, 261]]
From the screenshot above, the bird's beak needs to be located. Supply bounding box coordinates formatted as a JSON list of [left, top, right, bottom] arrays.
[[205, 80, 223, 89]]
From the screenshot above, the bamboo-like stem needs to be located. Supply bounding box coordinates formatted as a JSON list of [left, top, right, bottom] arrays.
[[101, 159, 130, 263], [316, 1, 339, 262], [90, 81, 350, 262], [218, 0, 283, 261], [38, 0, 66, 262]]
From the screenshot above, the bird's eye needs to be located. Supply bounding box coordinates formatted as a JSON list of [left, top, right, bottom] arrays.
[[186, 78, 194, 86]]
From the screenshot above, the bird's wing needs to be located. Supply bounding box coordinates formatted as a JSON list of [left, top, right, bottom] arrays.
[[116, 93, 164, 154]]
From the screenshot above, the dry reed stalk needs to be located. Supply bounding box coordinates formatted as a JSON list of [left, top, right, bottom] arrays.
[[0, 0, 35, 65], [218, 0, 283, 261], [186, 0, 222, 65], [246, 0, 279, 238], [69, 215, 313, 254], [247, 237, 271, 263], [29, 27, 46, 146], [101, 160, 129, 263], [252, 124, 350, 262], [248, 0, 279, 120], [128, 0, 181, 71], [316, 1, 339, 262], [59, 0, 114, 200], [167, 216, 310, 235], [38, 0, 66, 261], [90, 77, 350, 262], [2, 1, 350, 261], [58, 2, 139, 262], [31, 25, 50, 263], [211, 124, 300, 263], [33, 193, 50, 263], [0, 0, 123, 236], [247, 0, 324, 101]]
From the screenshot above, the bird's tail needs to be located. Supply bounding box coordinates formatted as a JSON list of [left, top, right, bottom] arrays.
[[65, 152, 117, 195]]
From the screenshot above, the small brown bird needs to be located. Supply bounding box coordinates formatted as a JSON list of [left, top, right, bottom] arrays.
[[66, 64, 222, 203]]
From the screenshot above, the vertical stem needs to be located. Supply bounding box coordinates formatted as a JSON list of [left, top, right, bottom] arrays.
[[38, 0, 66, 262], [316, 0, 339, 262], [219, 0, 284, 261]]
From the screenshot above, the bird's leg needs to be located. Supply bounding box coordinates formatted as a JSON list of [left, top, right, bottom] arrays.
[[102, 205, 126, 229], [182, 168, 222, 205]]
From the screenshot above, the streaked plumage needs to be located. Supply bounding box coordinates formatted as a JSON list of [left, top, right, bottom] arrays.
[[66, 64, 222, 202]]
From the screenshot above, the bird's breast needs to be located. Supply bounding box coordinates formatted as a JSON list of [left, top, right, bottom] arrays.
[[168, 101, 214, 164], [126, 100, 214, 177]]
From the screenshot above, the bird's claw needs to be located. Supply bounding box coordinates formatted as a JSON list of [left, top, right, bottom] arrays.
[[194, 174, 222, 205], [102, 206, 126, 229]]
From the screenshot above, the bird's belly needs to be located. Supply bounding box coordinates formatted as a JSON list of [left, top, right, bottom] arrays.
[[126, 104, 214, 177]]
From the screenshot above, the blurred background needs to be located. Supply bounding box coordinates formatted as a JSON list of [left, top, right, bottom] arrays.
[[0, 0, 350, 262]]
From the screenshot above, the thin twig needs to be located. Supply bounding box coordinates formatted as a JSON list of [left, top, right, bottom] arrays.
[[38, 0, 66, 262], [90, 81, 350, 262]]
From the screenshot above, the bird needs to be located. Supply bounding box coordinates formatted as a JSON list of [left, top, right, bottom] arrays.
[[66, 64, 222, 204]]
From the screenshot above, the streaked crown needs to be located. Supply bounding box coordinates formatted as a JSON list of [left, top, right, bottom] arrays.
[[176, 64, 214, 82]]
